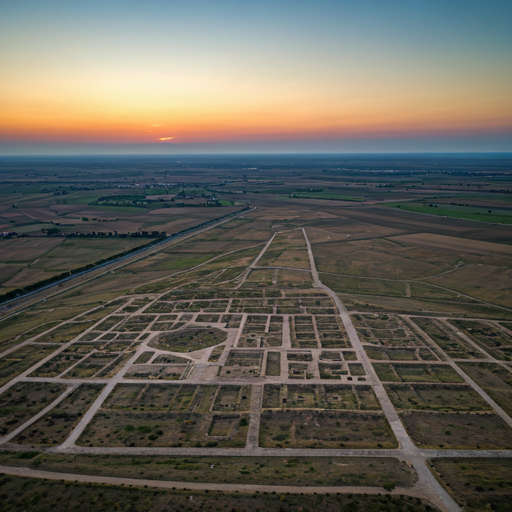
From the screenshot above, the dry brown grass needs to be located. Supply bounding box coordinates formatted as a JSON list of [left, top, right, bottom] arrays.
[[2, 268, 63, 288], [258, 229, 311, 270], [401, 411, 512, 449], [429, 265, 512, 308], [339, 292, 512, 319], [0, 237, 63, 261], [305, 222, 406, 243], [312, 238, 453, 279], [391, 233, 512, 260]]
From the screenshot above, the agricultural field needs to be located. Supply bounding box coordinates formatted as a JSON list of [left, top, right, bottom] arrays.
[[0, 174, 246, 296], [1, 155, 512, 511], [386, 201, 512, 225]]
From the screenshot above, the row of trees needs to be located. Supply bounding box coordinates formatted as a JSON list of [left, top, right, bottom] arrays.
[[0, 206, 249, 304], [41, 229, 167, 238]]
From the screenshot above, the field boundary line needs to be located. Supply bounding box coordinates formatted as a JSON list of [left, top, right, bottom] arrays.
[[129, 241, 267, 291], [302, 227, 461, 512], [235, 233, 276, 289], [317, 270, 512, 312], [0, 207, 253, 321]]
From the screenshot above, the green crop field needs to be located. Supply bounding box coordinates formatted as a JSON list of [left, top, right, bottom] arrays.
[[387, 202, 512, 224]]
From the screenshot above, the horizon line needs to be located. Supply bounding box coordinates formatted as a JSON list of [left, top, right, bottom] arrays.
[[1, 151, 512, 158]]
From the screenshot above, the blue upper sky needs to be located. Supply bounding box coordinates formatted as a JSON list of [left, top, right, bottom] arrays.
[[1, 0, 511, 154]]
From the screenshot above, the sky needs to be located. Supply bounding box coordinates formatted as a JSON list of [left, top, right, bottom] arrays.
[[1, 0, 511, 154]]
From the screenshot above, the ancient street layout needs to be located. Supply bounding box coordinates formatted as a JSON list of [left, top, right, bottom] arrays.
[[2, 226, 512, 512]]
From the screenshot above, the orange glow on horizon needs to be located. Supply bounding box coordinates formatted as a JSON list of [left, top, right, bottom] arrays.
[[2, 114, 510, 145], [1, 66, 510, 145], [2, 1, 511, 151], [1, 50, 511, 146]]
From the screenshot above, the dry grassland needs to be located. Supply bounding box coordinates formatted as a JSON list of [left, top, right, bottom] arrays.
[[457, 362, 512, 416], [312, 239, 452, 279], [0, 471, 432, 511], [0, 344, 60, 386], [259, 410, 397, 449], [0, 382, 68, 435], [276, 269, 313, 288], [13, 384, 105, 445], [429, 265, 512, 308], [384, 383, 492, 412], [400, 411, 512, 449], [321, 274, 407, 297], [340, 293, 512, 319], [391, 233, 512, 259], [0, 237, 63, 262], [257, 229, 311, 270], [305, 222, 406, 243], [431, 458, 512, 512]]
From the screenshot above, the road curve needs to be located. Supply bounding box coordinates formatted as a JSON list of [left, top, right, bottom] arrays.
[[0, 464, 439, 507]]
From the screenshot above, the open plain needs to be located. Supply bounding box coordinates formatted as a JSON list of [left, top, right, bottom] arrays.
[[1, 154, 512, 511]]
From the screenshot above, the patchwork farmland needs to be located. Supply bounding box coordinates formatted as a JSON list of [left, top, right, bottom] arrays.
[[1, 155, 512, 511]]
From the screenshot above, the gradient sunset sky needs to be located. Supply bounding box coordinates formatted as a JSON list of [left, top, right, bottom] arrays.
[[1, 0, 511, 154]]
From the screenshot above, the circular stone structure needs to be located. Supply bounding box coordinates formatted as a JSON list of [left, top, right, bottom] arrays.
[[149, 327, 227, 352]]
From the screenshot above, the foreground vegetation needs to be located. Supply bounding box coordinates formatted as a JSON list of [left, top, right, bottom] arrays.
[[0, 474, 437, 512], [1, 154, 511, 511], [431, 458, 512, 512], [0, 452, 417, 489]]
